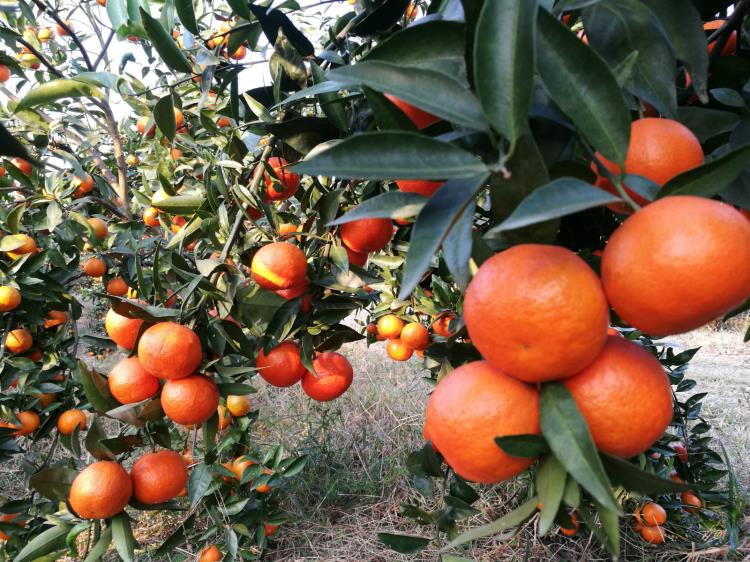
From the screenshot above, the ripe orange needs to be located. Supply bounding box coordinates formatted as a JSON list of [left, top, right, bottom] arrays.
[[560, 512, 579, 537], [169, 215, 187, 234], [0, 411, 39, 436], [35, 392, 56, 408], [6, 234, 37, 259], [672, 443, 689, 462], [705, 20, 736, 55], [386, 338, 413, 361], [198, 545, 222, 562], [263, 157, 300, 202], [593, 118, 703, 212], [161, 375, 219, 425], [465, 244, 608, 382], [72, 174, 94, 197], [11, 158, 32, 175], [0, 286, 21, 312], [264, 522, 279, 536], [83, 257, 107, 278], [174, 108, 185, 128], [44, 310, 68, 329], [131, 450, 188, 504], [366, 323, 377, 337], [424, 361, 540, 483], [396, 179, 443, 197], [255, 468, 273, 493], [256, 340, 306, 387], [126, 154, 139, 166], [143, 207, 160, 226], [376, 314, 403, 339], [105, 307, 144, 350], [137, 322, 203, 379], [69, 461, 132, 519], [345, 246, 368, 267], [6, 328, 32, 354], [108, 357, 160, 404], [301, 352, 353, 402], [602, 196, 750, 336], [641, 503, 667, 526], [57, 409, 87, 435], [217, 405, 232, 430], [640, 525, 665, 544], [24, 349, 42, 362], [680, 492, 702, 513], [340, 218, 393, 253], [230, 44, 247, 60], [383, 94, 439, 129], [0, 64, 9, 82], [170, 148, 182, 160], [226, 395, 251, 416], [277, 222, 297, 238], [231, 455, 256, 481], [87, 217, 108, 239], [0, 513, 24, 541], [563, 336, 672, 457], [251, 242, 308, 290], [107, 277, 128, 296], [217, 116, 231, 128], [431, 312, 456, 337], [400, 322, 429, 350], [137, 116, 155, 137]]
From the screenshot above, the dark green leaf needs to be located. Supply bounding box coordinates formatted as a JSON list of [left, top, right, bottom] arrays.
[[80, 361, 119, 412], [0, 122, 33, 160], [329, 192, 426, 225], [15, 79, 103, 112], [111, 514, 136, 562], [30, 467, 77, 502], [188, 463, 213, 507], [443, 497, 537, 549], [536, 9, 631, 163], [442, 202, 474, 289], [311, 62, 348, 134], [247, 4, 314, 56], [600, 453, 692, 493], [83, 527, 112, 562], [594, 499, 620, 555], [152, 194, 205, 214], [495, 434, 550, 458], [364, 86, 417, 131], [175, 0, 198, 34], [537, 456, 567, 536], [140, 8, 193, 74], [540, 383, 620, 513], [377, 532, 430, 554], [659, 144, 750, 198], [293, 132, 487, 180], [351, 0, 410, 36], [85, 417, 115, 461], [12, 524, 71, 562], [473, 0, 537, 149], [153, 93, 176, 141]]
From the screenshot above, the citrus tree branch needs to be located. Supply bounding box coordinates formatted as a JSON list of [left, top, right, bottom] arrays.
[[31, 0, 94, 71]]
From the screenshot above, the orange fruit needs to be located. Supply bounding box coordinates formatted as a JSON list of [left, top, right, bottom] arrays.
[[640, 525, 665, 544], [161, 375, 219, 425], [6, 328, 32, 354], [396, 179, 443, 197], [602, 196, 750, 335], [277, 222, 297, 238], [680, 492, 702, 513], [593, 118, 703, 212], [560, 512, 579, 537], [83, 257, 107, 278], [386, 338, 413, 361], [465, 244, 608, 382], [0, 165, 5, 177], [131, 450, 188, 504], [383, 94, 439, 129], [255, 468, 273, 493], [705, 20, 736, 55], [301, 352, 353, 402], [105, 307, 144, 350], [641, 503, 667, 526], [0, 286, 21, 312], [143, 207, 160, 227], [106, 277, 128, 296], [198, 545, 222, 562], [562, 336, 672, 458], [69, 461, 132, 519], [400, 322, 429, 350], [6, 234, 37, 259], [217, 116, 231, 128], [672, 443, 689, 462], [366, 323, 377, 337], [424, 360, 540, 483], [263, 157, 300, 202], [226, 395, 251, 416], [11, 158, 32, 175], [72, 174, 94, 197], [170, 148, 182, 160], [24, 349, 42, 362], [0, 64, 9, 82], [431, 312, 456, 337], [37, 27, 54, 41], [44, 310, 68, 329], [263, 522, 279, 537], [256, 340, 306, 387], [340, 218, 392, 253], [137, 322, 203, 379], [376, 314, 403, 339], [251, 242, 307, 291], [87, 217, 108, 239], [126, 154, 139, 166], [137, 116, 155, 137], [57, 409, 87, 435], [0, 411, 39, 436], [35, 392, 56, 408], [108, 357, 160, 404], [345, 246, 368, 267], [231, 456, 256, 481], [174, 108, 185, 128], [230, 44, 247, 60], [0, 513, 24, 541], [217, 405, 232, 430]]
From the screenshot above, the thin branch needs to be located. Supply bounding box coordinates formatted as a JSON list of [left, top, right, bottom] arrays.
[[7, 32, 63, 77], [92, 30, 116, 70]]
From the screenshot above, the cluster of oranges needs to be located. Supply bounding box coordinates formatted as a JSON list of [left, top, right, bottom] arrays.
[[366, 311, 456, 362]]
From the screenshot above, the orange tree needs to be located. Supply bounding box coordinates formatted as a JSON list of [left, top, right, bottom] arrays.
[[1, 0, 750, 559]]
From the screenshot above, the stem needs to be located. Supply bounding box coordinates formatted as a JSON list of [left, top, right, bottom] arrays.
[[31, 0, 94, 71], [90, 99, 131, 215], [92, 30, 115, 69]]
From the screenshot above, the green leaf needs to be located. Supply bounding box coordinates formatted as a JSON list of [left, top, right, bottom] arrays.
[[536, 456, 567, 536], [85, 417, 115, 461], [188, 463, 213, 507], [487, 178, 621, 234], [594, 499, 620, 555], [648, 0, 708, 103], [399, 174, 488, 299], [106, 0, 128, 33], [175, 0, 198, 34], [153, 93, 176, 141], [293, 132, 487, 180], [152, 194, 205, 214], [166, 217, 202, 249], [536, 9, 630, 163], [327, 61, 488, 131], [600, 453, 691, 493], [473, 0, 537, 150], [80, 361, 120, 412], [30, 467, 77, 502], [227, 0, 252, 20], [443, 497, 537, 549], [329, 192, 426, 225], [111, 514, 136, 562], [562, 476, 580, 508], [377, 533, 430, 554], [311, 61, 349, 134], [0, 122, 33, 160], [539, 383, 620, 513], [83, 526, 112, 562], [495, 434, 550, 458], [15, 79, 103, 112], [364, 86, 417, 131], [582, 0, 677, 118], [659, 145, 750, 198], [442, 202, 474, 289], [12, 524, 71, 562], [139, 7, 193, 74]]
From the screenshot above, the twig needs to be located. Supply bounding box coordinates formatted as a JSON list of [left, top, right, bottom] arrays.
[[31, 0, 94, 70], [92, 30, 115, 69]]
